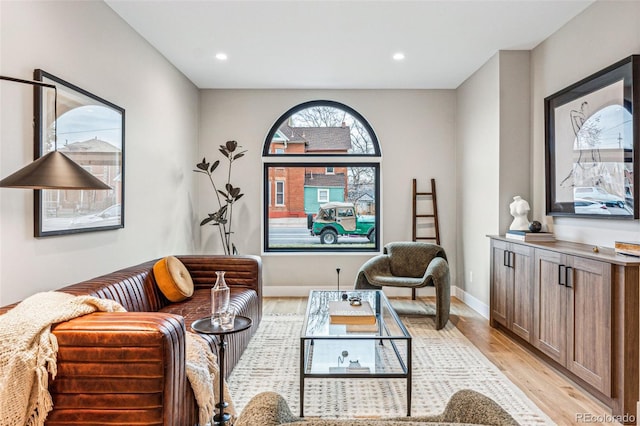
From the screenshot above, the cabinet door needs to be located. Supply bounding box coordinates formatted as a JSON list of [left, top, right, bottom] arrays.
[[566, 256, 611, 396], [490, 239, 511, 328], [510, 244, 534, 342], [533, 249, 566, 364]]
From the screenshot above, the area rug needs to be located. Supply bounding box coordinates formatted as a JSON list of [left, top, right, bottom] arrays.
[[228, 311, 554, 425]]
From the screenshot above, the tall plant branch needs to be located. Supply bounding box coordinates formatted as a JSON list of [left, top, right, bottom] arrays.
[[195, 140, 245, 255], [207, 171, 229, 255]]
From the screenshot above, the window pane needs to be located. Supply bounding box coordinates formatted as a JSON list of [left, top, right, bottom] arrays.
[[276, 181, 285, 205], [265, 165, 378, 251], [263, 100, 381, 253], [266, 105, 377, 155], [318, 189, 329, 203]]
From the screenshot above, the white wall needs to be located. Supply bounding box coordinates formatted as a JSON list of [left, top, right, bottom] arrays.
[[455, 51, 531, 312], [531, 0, 640, 245], [198, 89, 457, 294], [0, 1, 199, 305], [455, 54, 500, 307], [498, 51, 531, 234]]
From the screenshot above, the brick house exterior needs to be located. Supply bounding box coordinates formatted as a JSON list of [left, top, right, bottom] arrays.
[[268, 122, 350, 218]]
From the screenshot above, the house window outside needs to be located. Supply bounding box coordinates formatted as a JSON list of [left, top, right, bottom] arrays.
[[317, 188, 329, 203], [275, 181, 285, 206], [263, 100, 381, 253]]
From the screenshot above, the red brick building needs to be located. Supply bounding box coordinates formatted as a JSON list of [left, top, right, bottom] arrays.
[[268, 122, 350, 218]]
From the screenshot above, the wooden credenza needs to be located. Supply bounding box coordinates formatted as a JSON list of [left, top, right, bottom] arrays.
[[489, 236, 640, 423]]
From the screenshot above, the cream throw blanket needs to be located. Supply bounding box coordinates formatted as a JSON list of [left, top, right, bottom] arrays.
[[0, 291, 234, 426], [186, 332, 236, 425], [0, 291, 125, 426]]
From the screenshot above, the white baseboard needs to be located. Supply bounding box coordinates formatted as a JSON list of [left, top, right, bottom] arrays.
[[452, 286, 489, 320], [262, 285, 489, 320]]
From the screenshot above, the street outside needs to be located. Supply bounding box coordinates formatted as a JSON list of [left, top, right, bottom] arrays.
[[268, 218, 371, 246]]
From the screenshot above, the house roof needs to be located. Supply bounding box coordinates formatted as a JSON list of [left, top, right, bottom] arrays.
[[304, 173, 346, 187], [59, 138, 121, 153], [278, 122, 351, 152]]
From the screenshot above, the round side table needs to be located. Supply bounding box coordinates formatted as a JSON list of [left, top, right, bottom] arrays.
[[191, 315, 252, 426]]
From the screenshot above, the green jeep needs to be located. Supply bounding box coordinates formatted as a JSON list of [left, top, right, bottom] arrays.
[[308, 202, 376, 244]]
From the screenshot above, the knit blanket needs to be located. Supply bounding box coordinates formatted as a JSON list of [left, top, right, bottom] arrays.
[[0, 291, 234, 426], [0, 291, 125, 426]]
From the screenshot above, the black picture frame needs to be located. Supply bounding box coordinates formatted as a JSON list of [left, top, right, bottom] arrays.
[[545, 55, 639, 219], [34, 69, 125, 236]]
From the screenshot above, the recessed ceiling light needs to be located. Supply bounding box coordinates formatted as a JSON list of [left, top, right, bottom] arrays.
[[392, 52, 405, 61], [215, 52, 228, 61]]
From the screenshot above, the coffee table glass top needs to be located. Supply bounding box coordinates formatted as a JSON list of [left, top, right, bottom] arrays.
[[301, 290, 411, 376]]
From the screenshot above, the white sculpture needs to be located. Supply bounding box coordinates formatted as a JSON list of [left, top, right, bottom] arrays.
[[509, 196, 530, 231]]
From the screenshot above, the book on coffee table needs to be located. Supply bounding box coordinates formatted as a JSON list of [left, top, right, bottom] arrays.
[[345, 321, 379, 333], [328, 300, 376, 325]]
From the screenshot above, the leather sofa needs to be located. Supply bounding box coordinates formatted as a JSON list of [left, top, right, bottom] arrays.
[[0, 255, 262, 426]]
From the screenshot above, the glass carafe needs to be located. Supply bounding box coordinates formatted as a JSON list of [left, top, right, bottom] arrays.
[[211, 271, 230, 326]]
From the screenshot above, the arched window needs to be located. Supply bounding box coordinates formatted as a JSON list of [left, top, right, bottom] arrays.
[[263, 100, 381, 252]]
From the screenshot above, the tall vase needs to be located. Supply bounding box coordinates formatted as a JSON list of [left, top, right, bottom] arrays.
[[211, 271, 230, 326]]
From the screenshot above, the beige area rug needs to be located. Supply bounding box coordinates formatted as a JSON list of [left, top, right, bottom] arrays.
[[228, 304, 554, 425]]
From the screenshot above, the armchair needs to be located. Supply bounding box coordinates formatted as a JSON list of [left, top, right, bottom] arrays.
[[354, 242, 450, 329]]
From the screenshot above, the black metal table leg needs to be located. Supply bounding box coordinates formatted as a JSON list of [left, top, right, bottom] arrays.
[[214, 335, 231, 425]]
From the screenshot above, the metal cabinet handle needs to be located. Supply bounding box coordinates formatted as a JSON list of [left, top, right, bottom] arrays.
[[565, 266, 573, 288], [504, 250, 509, 267], [558, 265, 566, 286], [510, 252, 515, 268]]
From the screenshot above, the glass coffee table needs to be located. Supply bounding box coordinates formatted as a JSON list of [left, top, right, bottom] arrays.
[[300, 290, 412, 417]]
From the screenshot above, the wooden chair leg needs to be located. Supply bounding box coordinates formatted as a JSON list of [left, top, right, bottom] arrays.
[[412, 288, 416, 300]]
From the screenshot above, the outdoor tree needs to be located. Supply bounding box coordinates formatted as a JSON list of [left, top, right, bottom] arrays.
[[291, 106, 375, 203]]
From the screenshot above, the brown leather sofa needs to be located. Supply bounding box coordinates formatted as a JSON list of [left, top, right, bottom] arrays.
[[0, 255, 262, 426]]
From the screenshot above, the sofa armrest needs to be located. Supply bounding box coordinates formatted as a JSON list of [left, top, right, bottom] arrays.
[[46, 312, 196, 426], [235, 392, 299, 426]]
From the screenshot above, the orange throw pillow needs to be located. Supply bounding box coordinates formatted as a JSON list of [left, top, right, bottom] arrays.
[[153, 256, 194, 302]]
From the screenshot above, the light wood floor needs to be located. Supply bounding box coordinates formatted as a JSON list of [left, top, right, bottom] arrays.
[[263, 296, 619, 426]]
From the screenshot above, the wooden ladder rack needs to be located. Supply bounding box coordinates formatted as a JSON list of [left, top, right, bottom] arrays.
[[411, 178, 440, 300]]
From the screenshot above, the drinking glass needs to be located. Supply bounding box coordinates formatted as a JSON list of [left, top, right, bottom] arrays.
[[220, 307, 236, 330]]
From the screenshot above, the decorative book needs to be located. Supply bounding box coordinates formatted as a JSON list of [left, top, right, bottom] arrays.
[[328, 366, 371, 374], [505, 230, 555, 242], [328, 301, 376, 325], [345, 321, 379, 333], [615, 241, 640, 257]]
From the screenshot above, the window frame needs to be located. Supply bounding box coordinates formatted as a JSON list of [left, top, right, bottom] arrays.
[[317, 188, 330, 203], [275, 180, 285, 206], [262, 100, 382, 157], [262, 100, 382, 254]]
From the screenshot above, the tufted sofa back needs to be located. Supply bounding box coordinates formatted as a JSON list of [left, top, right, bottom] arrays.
[[55, 260, 166, 312]]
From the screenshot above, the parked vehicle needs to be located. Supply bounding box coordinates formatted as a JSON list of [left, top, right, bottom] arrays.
[[70, 204, 121, 228], [308, 202, 375, 244], [573, 199, 610, 215], [573, 187, 624, 207]]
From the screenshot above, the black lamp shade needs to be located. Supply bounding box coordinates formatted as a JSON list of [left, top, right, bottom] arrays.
[[0, 151, 112, 190]]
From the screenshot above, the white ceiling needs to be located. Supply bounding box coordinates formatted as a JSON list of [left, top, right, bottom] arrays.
[[105, 0, 594, 89]]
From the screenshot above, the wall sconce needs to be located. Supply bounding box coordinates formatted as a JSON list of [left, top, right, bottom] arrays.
[[0, 75, 111, 190]]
